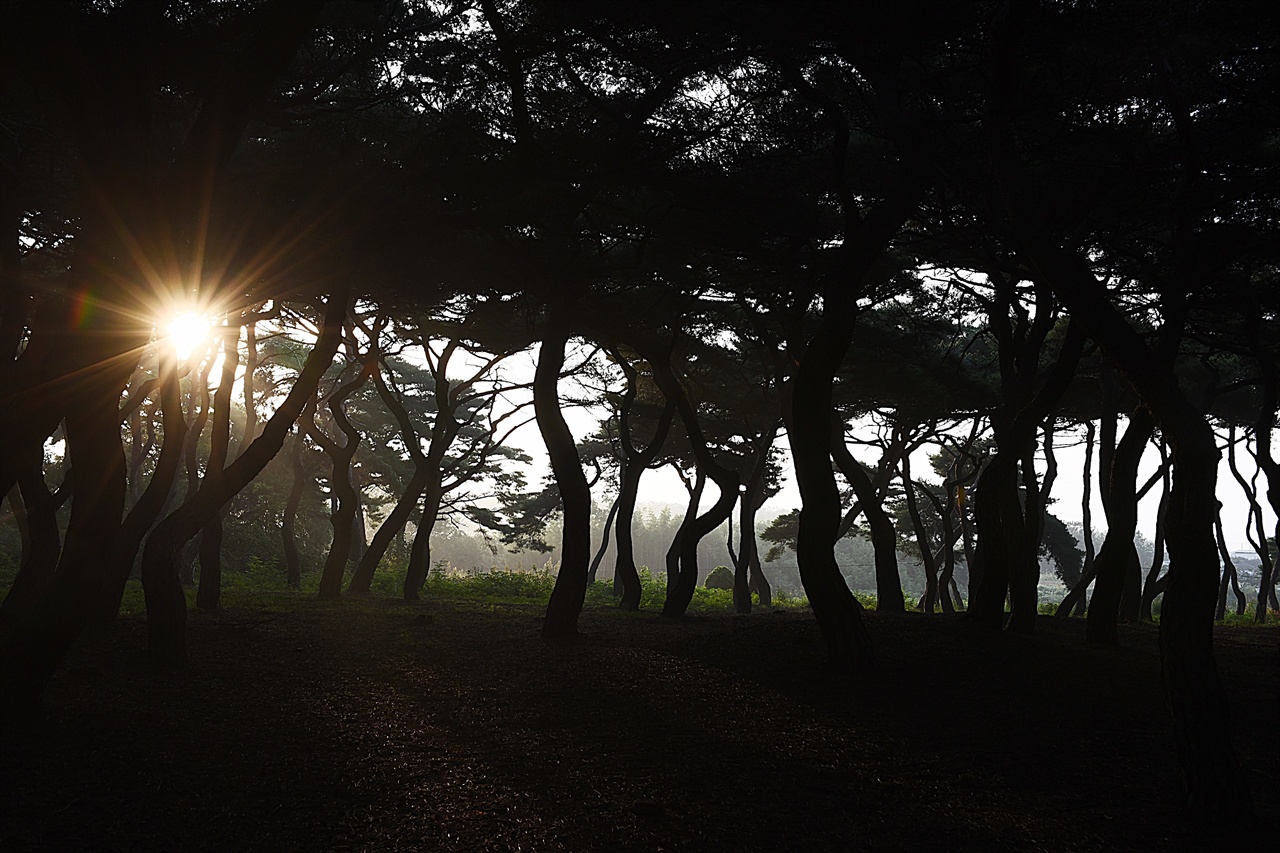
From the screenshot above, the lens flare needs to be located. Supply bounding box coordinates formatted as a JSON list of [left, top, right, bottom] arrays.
[[166, 311, 210, 360]]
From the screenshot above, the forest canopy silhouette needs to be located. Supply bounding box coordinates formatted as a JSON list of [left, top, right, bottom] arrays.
[[0, 0, 1277, 844]]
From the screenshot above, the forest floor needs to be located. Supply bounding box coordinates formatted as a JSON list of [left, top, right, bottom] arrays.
[[1, 595, 1276, 852]]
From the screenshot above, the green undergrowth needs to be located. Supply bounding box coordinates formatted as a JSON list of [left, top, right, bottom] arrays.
[[109, 560, 817, 616]]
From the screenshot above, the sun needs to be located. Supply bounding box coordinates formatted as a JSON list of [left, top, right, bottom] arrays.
[[165, 311, 211, 361]]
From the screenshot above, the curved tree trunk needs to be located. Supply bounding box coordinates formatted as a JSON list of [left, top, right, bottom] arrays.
[[0, 325, 140, 709], [665, 470, 738, 619], [97, 348, 188, 622], [197, 327, 240, 611], [1086, 408, 1152, 645], [664, 468, 704, 600], [0, 449, 63, 632], [142, 288, 348, 666], [1213, 508, 1247, 619], [1140, 439, 1171, 621], [537, 313, 593, 639], [611, 350, 675, 611], [403, 480, 443, 599], [901, 455, 938, 613], [612, 462, 646, 609], [587, 495, 619, 584], [313, 361, 374, 601], [788, 298, 875, 671], [830, 421, 904, 612], [1060, 420, 1096, 618]]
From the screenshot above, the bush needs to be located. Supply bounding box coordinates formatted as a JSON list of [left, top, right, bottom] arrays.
[[704, 565, 735, 590]]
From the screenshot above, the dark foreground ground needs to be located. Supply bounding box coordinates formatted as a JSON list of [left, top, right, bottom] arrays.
[[1, 598, 1276, 852]]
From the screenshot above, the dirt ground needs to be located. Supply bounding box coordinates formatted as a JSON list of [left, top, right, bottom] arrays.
[[1, 598, 1276, 852]]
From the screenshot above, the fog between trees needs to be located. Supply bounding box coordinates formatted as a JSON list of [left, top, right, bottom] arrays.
[[1, 0, 1278, 828]]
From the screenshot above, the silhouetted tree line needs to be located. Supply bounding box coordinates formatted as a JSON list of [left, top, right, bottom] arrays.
[[1, 0, 1277, 825]]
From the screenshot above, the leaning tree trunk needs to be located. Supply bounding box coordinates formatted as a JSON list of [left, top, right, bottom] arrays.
[[1226, 427, 1276, 624], [1087, 409, 1153, 645], [664, 469, 704, 600], [901, 455, 938, 613], [0, 324, 142, 709], [97, 347, 188, 622], [537, 312, 593, 640], [665, 467, 739, 619], [830, 422, 904, 612], [1213, 508, 1247, 619], [1140, 440, 1171, 621], [349, 464, 427, 596], [611, 353, 675, 611], [1007, 219, 1255, 819], [587, 496, 620, 584], [612, 461, 646, 610], [1059, 420, 1097, 618], [313, 362, 374, 601], [403, 478, 444, 600], [142, 288, 348, 666], [788, 296, 875, 671]]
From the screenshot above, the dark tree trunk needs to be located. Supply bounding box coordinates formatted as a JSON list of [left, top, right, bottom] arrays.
[[830, 422, 904, 612], [97, 348, 188, 622], [610, 349, 675, 611], [1086, 408, 1152, 645], [612, 462, 646, 610], [282, 419, 308, 589], [587, 496, 620, 584], [197, 328, 239, 611], [1158, 409, 1254, 822], [1140, 440, 1171, 621], [1225, 427, 1276, 624], [313, 361, 374, 601], [537, 313, 593, 639], [664, 469, 705, 599], [142, 288, 348, 666], [921, 482, 959, 615], [1060, 420, 1096, 618], [403, 481, 442, 600], [0, 450, 63, 632], [967, 449, 1023, 630], [665, 469, 738, 619], [350, 464, 427, 595], [901, 455, 938, 613], [1004, 224, 1254, 820], [1213, 508, 1247, 619], [732, 424, 779, 614], [788, 296, 875, 670], [0, 337, 138, 709]]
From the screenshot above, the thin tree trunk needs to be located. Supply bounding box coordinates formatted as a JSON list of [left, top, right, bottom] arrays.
[[538, 313, 592, 639], [1225, 427, 1276, 623], [142, 288, 348, 666], [1060, 420, 1096, 618], [1140, 438, 1171, 620], [901, 454, 937, 613], [282, 416, 309, 589], [587, 496, 620, 584], [1087, 409, 1152, 645], [830, 420, 904, 612], [197, 327, 240, 611], [97, 348, 188, 622], [313, 360, 374, 601]]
